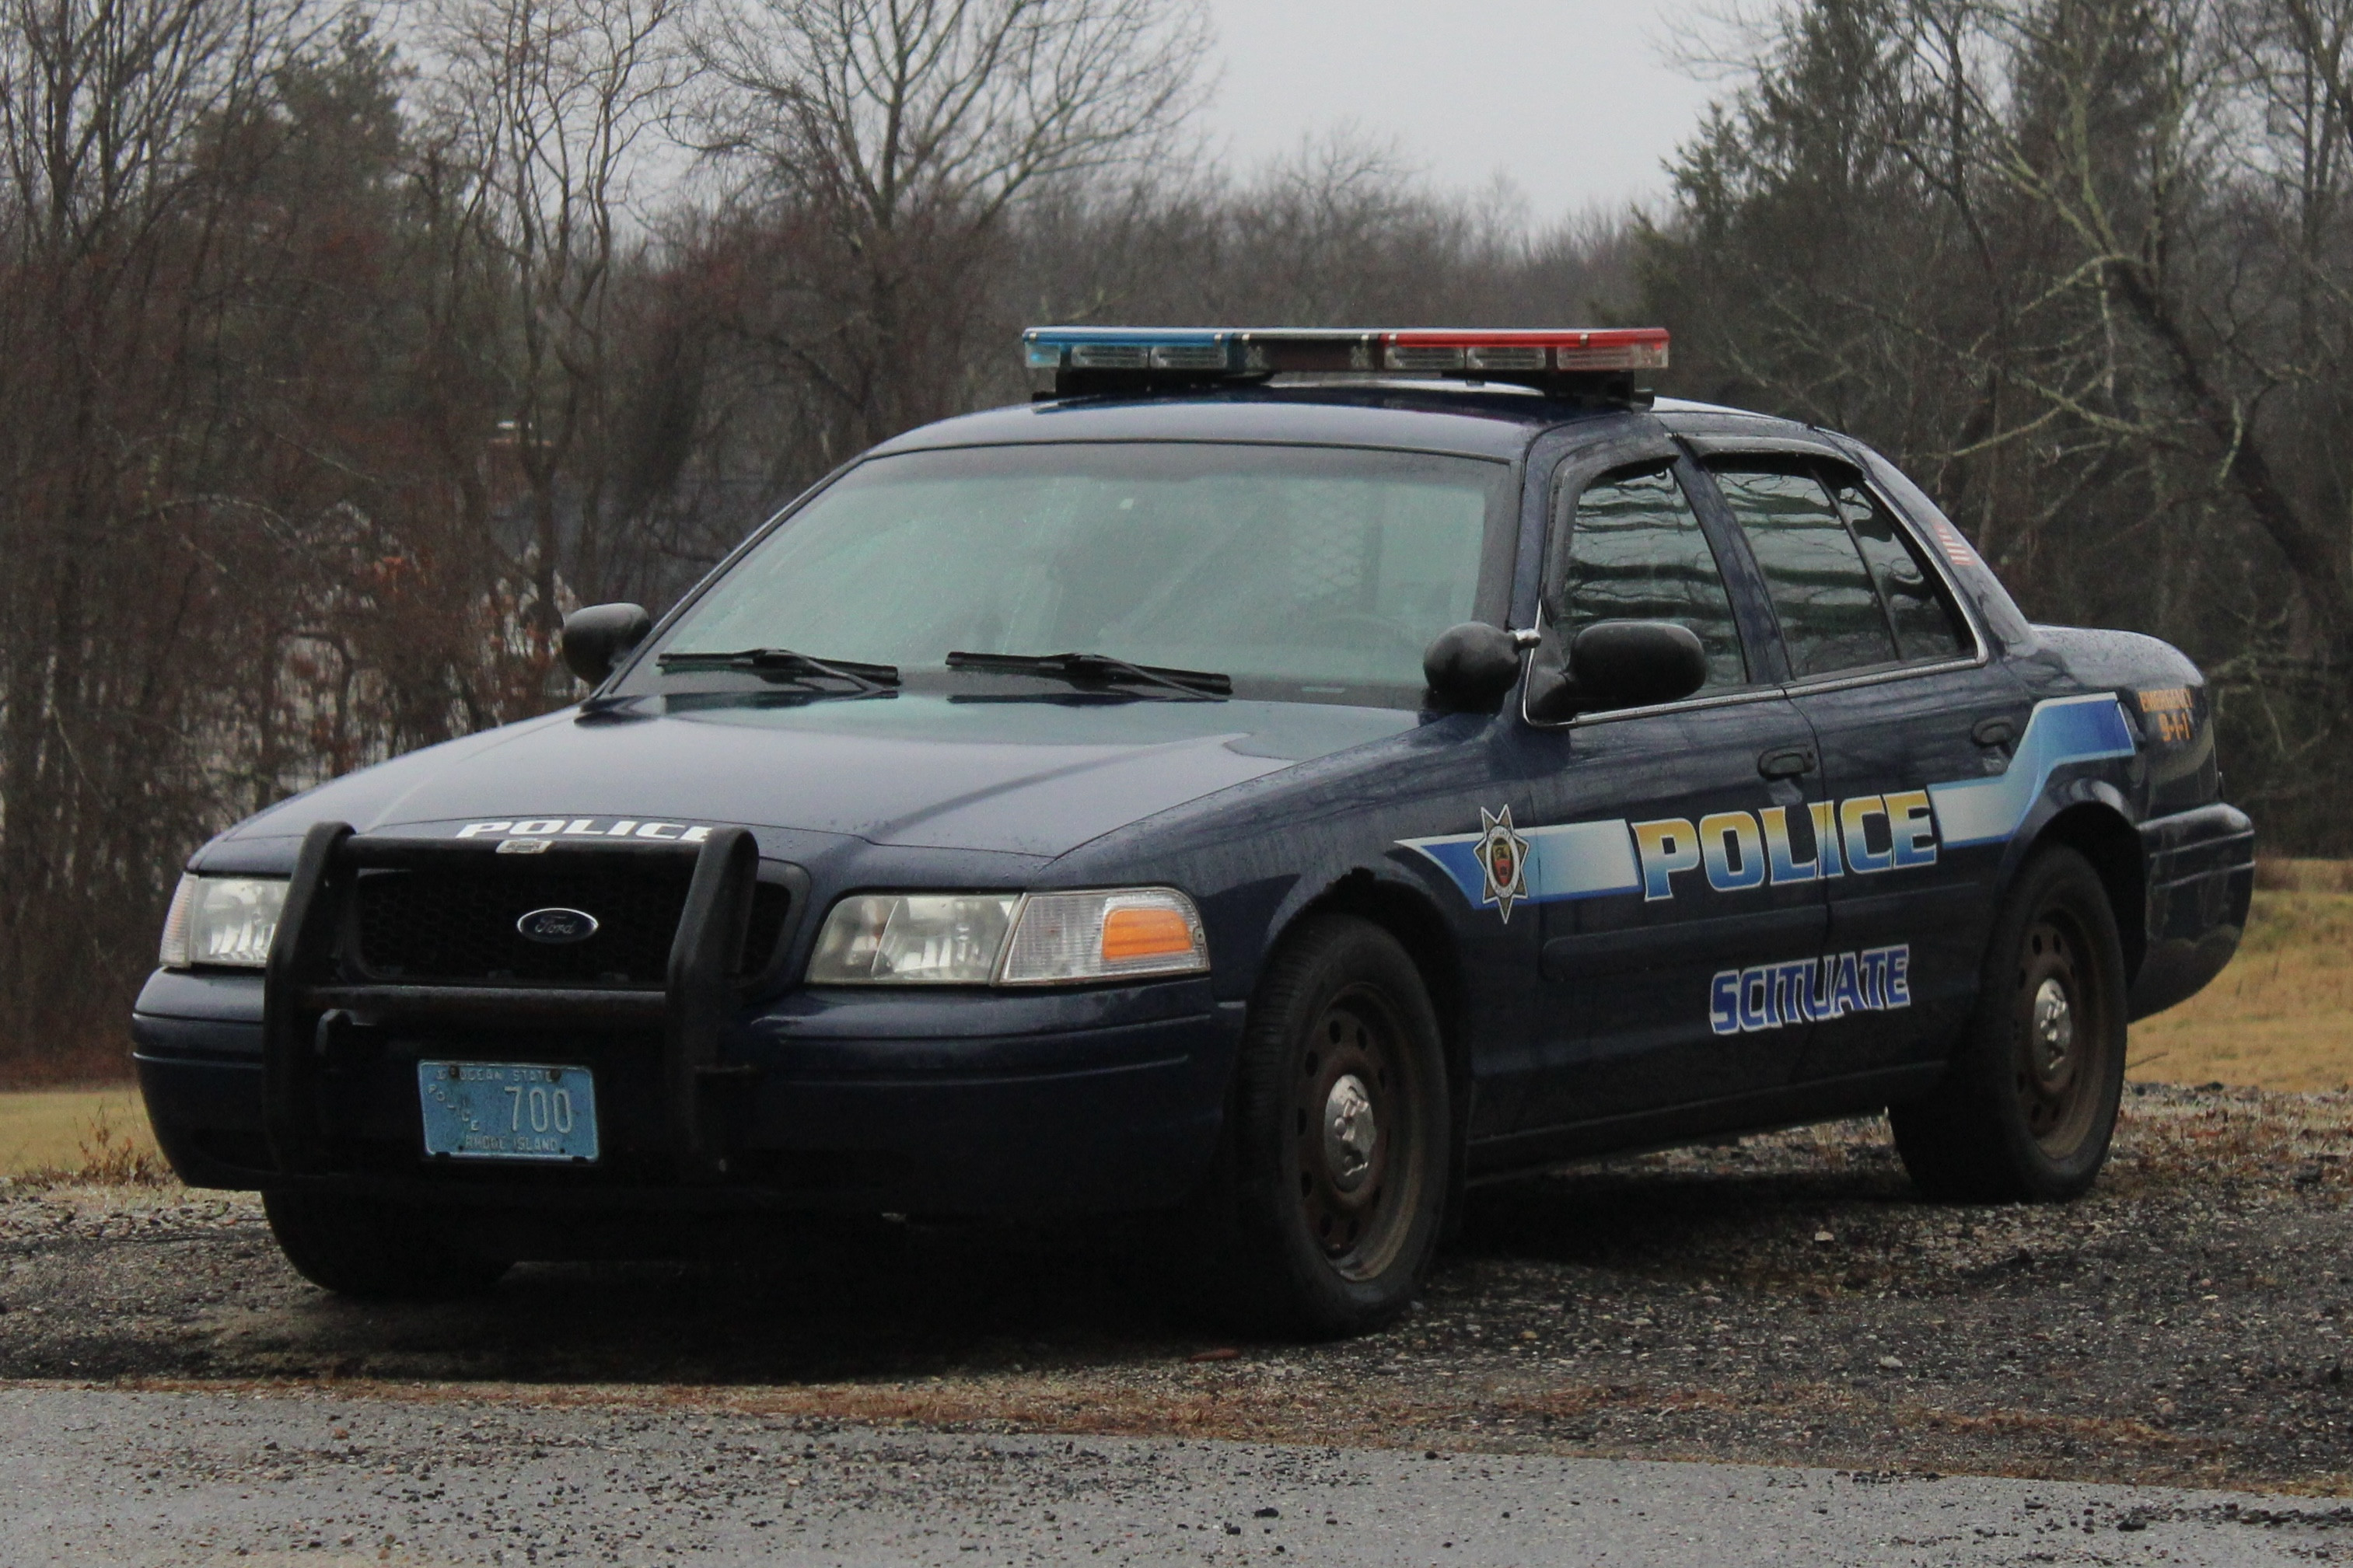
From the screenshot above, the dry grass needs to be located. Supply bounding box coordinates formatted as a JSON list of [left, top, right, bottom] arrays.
[[0, 1090, 167, 1186], [2128, 875, 2353, 1091], [2253, 855, 2353, 893]]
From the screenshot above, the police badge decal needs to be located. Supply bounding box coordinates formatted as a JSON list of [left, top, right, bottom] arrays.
[[1477, 805, 1532, 923]]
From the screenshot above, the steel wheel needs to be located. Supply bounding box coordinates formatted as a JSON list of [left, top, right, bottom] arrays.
[[1292, 986, 1423, 1282], [1890, 844, 2128, 1203], [1194, 913, 1451, 1337], [2012, 913, 2111, 1157]]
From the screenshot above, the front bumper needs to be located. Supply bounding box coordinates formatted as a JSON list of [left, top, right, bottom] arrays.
[[132, 822, 1239, 1217], [135, 973, 1237, 1214]]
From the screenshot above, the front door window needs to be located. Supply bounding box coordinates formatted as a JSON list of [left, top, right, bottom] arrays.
[[1556, 465, 1749, 690]]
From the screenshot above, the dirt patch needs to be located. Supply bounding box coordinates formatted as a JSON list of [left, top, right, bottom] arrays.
[[3, 1082, 2349, 1494]]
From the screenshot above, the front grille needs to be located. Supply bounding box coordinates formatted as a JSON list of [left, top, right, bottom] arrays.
[[351, 861, 789, 986]]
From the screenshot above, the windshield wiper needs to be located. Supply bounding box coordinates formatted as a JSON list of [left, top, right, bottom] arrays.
[[656, 648, 900, 692], [946, 650, 1232, 699]]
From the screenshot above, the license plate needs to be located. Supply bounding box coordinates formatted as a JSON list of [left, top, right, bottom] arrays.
[[418, 1060, 600, 1162]]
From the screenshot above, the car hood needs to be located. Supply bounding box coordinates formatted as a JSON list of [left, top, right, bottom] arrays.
[[212, 693, 1422, 861]]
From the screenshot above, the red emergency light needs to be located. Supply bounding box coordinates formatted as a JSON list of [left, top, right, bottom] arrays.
[[1382, 327, 1670, 374]]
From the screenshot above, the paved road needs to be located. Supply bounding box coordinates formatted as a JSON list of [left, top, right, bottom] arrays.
[[2, 1385, 2346, 1566]]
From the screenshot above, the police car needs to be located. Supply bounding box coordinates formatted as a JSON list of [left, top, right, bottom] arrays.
[[133, 327, 2254, 1336]]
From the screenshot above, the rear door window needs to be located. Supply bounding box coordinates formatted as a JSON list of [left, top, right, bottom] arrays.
[[1711, 466, 1898, 679], [1556, 464, 1748, 691]]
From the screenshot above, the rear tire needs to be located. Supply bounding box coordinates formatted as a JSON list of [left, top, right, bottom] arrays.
[[1890, 845, 2127, 1202], [264, 1190, 512, 1300], [1190, 915, 1451, 1338]]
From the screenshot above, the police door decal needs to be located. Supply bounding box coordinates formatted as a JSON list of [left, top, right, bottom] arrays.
[[1400, 693, 2136, 920]]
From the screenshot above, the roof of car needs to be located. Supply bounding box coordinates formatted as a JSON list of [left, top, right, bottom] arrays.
[[872, 384, 1827, 463], [1650, 399, 1844, 448]]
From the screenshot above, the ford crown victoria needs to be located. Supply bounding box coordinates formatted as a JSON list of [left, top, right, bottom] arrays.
[[131, 327, 2255, 1336]]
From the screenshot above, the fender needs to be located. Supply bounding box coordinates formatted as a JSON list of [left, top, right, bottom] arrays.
[[1257, 859, 1481, 997], [1973, 699, 2150, 986], [1999, 776, 2137, 888]]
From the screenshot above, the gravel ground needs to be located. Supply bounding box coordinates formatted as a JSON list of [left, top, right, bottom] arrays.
[[2, 1082, 2349, 1495]]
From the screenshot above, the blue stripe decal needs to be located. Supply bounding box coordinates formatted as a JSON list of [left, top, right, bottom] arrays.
[[1927, 694, 2138, 848], [1400, 693, 2138, 917], [1401, 818, 1639, 910]]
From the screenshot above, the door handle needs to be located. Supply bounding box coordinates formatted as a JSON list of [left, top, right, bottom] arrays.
[[1757, 745, 1816, 780], [1971, 717, 2018, 749]]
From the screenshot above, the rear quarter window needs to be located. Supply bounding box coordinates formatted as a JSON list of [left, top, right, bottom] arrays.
[[1828, 477, 1970, 662]]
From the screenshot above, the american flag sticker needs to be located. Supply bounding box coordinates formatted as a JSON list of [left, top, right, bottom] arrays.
[[1930, 519, 1977, 567]]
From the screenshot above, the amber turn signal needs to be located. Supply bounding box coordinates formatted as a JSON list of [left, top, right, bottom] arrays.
[[1100, 904, 1197, 961]]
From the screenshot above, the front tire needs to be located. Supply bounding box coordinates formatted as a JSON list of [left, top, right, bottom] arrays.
[[264, 1190, 512, 1301], [1890, 845, 2128, 1201], [1194, 915, 1452, 1338]]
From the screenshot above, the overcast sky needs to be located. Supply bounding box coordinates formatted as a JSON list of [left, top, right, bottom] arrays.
[[1200, 0, 1725, 222]]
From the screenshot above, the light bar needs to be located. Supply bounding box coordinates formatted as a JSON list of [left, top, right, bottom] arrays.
[[1023, 326, 1668, 400]]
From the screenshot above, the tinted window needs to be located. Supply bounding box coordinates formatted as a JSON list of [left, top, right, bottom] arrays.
[[1712, 467, 1899, 678], [648, 443, 1510, 705], [1557, 465, 1746, 690], [1829, 477, 1968, 662]]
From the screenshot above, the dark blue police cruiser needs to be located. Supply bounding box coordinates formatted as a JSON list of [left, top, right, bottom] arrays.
[[133, 326, 2255, 1335]]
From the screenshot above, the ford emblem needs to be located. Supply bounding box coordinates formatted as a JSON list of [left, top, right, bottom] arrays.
[[517, 907, 600, 945]]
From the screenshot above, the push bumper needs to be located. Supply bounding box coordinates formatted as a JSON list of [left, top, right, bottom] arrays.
[[2128, 801, 2255, 1020], [132, 822, 1238, 1217]]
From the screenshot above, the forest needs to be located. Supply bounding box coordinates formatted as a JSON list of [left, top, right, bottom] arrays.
[[3, 0, 2348, 1074]]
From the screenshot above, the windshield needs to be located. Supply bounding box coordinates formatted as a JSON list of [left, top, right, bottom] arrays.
[[635, 442, 1513, 707]]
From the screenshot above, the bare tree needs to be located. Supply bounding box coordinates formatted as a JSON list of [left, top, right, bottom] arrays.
[[1948, 2, 2353, 635], [1642, 0, 2353, 846], [0, 0, 311, 1072], [421, 0, 689, 648], [690, 0, 1211, 445]]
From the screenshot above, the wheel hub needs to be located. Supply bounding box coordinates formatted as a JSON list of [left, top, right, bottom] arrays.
[[1323, 1073, 1379, 1194], [2030, 976, 2075, 1088], [1292, 990, 1417, 1270]]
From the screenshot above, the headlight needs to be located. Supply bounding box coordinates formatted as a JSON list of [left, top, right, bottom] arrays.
[[806, 893, 1019, 984], [806, 887, 1208, 986], [158, 875, 288, 969]]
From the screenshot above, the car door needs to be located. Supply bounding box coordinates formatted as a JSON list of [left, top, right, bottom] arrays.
[[1696, 450, 2030, 1081], [1505, 445, 1830, 1133]]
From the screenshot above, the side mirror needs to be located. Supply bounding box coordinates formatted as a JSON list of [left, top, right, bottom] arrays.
[[1421, 622, 1524, 714], [1526, 620, 1708, 722], [561, 602, 652, 685]]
